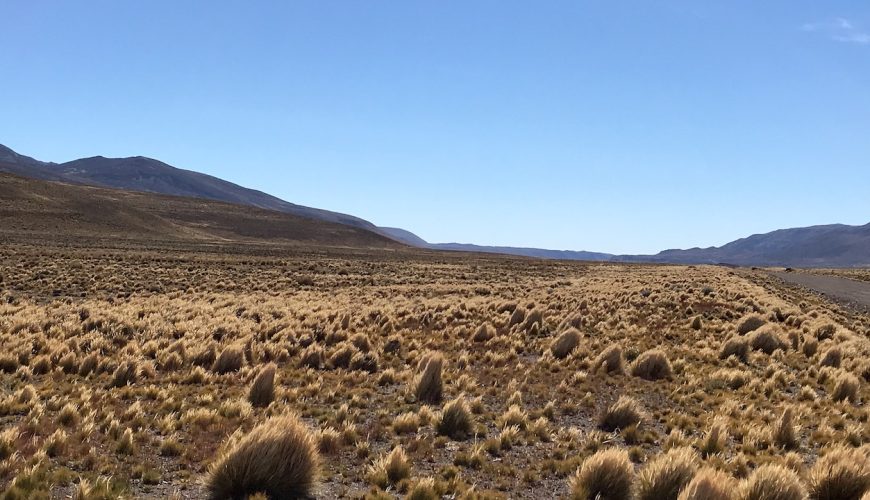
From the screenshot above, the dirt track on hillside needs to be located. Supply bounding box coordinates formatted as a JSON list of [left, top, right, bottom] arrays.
[[771, 271, 870, 312]]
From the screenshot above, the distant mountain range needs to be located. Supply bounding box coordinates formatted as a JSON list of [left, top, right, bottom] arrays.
[[2, 143, 868, 267]]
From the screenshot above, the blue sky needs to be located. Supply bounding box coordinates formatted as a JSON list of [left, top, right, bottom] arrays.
[[2, 1, 869, 254]]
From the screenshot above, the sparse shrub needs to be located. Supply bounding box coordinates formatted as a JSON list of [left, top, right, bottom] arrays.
[[110, 360, 138, 388], [831, 372, 860, 403], [393, 412, 420, 434], [45, 429, 68, 457], [327, 343, 356, 369], [116, 428, 135, 454], [678, 467, 737, 500], [349, 351, 379, 373], [551, 328, 581, 359], [699, 418, 728, 457], [436, 395, 474, 440], [0, 428, 17, 461], [740, 463, 807, 500], [568, 448, 635, 500], [472, 323, 495, 342], [636, 447, 698, 500], [413, 352, 444, 404], [807, 446, 870, 500], [599, 396, 645, 432], [248, 363, 276, 408], [738, 315, 766, 335], [300, 345, 324, 369], [317, 428, 341, 455], [749, 326, 786, 355], [820, 347, 842, 368], [207, 414, 320, 500], [212, 345, 244, 374], [630, 349, 673, 381], [406, 477, 438, 500], [720, 337, 750, 363], [592, 345, 625, 375], [771, 407, 799, 450], [367, 446, 410, 489]]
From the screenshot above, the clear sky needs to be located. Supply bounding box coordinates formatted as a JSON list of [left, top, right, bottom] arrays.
[[2, 1, 869, 254]]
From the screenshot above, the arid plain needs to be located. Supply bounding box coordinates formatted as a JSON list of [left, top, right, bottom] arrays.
[[1, 233, 868, 499]]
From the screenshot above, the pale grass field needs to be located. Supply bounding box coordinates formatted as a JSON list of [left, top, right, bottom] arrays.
[[0, 244, 868, 499]]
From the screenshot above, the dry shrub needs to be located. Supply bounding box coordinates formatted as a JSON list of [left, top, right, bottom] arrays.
[[406, 477, 438, 500], [807, 446, 870, 500], [691, 316, 703, 330], [367, 445, 410, 488], [738, 314, 766, 335], [720, 337, 750, 363], [78, 353, 98, 376], [814, 322, 837, 341], [299, 345, 324, 369], [522, 309, 544, 332], [348, 333, 371, 353], [413, 352, 444, 404], [110, 360, 138, 388], [831, 372, 860, 403], [678, 467, 737, 500], [819, 347, 842, 368], [803, 338, 819, 357], [699, 418, 728, 457], [212, 345, 244, 374], [630, 349, 673, 381], [508, 307, 526, 327], [436, 395, 473, 440], [472, 323, 495, 343], [568, 448, 634, 500], [207, 414, 319, 500], [349, 351, 379, 373], [636, 447, 698, 500], [740, 463, 807, 500], [551, 328, 581, 359], [599, 396, 645, 432], [327, 343, 356, 369], [592, 345, 625, 375], [749, 326, 786, 355], [248, 363, 276, 408], [771, 407, 798, 450]]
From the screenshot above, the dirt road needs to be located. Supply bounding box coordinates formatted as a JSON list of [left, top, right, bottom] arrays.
[[771, 271, 870, 312]]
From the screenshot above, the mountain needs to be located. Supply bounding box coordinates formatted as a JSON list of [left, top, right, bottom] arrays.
[[3, 143, 868, 267], [0, 172, 399, 249], [624, 223, 870, 267], [0, 144, 379, 232]]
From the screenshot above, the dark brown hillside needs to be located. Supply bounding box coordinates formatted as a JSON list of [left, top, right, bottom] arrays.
[[0, 173, 401, 249]]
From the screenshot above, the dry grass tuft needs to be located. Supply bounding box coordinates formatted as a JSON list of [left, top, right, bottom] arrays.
[[678, 467, 736, 500], [436, 395, 474, 440], [630, 349, 673, 381], [212, 345, 244, 374], [568, 448, 635, 500], [592, 345, 625, 375], [737, 314, 766, 335], [248, 363, 277, 408], [206, 414, 320, 500], [636, 446, 698, 500], [740, 463, 807, 500], [413, 352, 444, 404], [599, 396, 645, 432], [551, 328, 582, 359], [807, 446, 870, 500]]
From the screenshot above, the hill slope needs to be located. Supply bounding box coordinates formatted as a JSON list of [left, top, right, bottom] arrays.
[[0, 173, 400, 249], [0, 144, 379, 231]]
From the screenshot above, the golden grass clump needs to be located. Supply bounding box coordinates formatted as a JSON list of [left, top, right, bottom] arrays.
[[592, 345, 625, 375], [740, 463, 807, 500], [807, 446, 870, 500], [831, 372, 861, 403], [749, 325, 787, 355], [720, 336, 750, 363], [771, 407, 799, 450], [207, 414, 320, 500], [737, 314, 766, 335], [472, 323, 495, 342], [636, 446, 698, 500], [212, 345, 244, 374], [367, 445, 410, 489], [819, 347, 842, 368], [551, 328, 582, 359], [678, 467, 736, 500], [248, 362, 276, 408], [413, 352, 444, 404], [568, 448, 635, 500], [630, 349, 673, 381], [436, 395, 474, 440], [599, 396, 645, 432]]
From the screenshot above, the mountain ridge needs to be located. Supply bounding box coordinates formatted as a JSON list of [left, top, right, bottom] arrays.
[[2, 143, 867, 267]]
